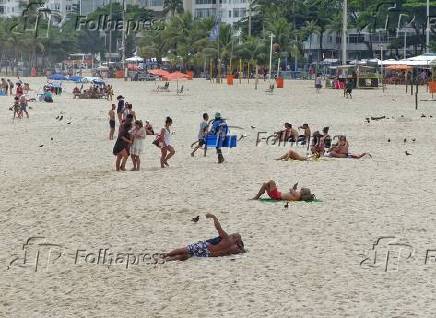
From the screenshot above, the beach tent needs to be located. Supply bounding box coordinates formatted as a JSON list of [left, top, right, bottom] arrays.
[[68, 75, 82, 83], [126, 56, 144, 62], [165, 71, 190, 80], [49, 73, 67, 80], [81, 76, 103, 83], [91, 78, 105, 85]]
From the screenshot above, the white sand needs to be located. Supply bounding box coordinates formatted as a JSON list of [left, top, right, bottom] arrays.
[[1, 78, 436, 317]]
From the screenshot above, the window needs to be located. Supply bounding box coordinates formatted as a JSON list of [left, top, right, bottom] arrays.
[[348, 34, 364, 44], [195, 0, 217, 4], [232, 8, 246, 18], [0, 5, 5, 13], [66, 4, 71, 11], [228, 10, 231, 18], [194, 8, 217, 18]]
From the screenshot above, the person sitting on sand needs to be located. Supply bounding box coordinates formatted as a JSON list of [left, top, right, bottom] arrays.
[[327, 135, 370, 159], [164, 213, 245, 261], [298, 123, 311, 145], [276, 123, 298, 143], [311, 126, 331, 155], [252, 180, 315, 202], [276, 149, 320, 161]]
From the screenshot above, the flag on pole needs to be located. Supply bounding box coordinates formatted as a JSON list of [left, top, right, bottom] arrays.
[[209, 23, 220, 41]]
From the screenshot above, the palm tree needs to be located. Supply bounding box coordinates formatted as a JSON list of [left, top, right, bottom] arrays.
[[303, 20, 321, 62], [163, 0, 184, 18]]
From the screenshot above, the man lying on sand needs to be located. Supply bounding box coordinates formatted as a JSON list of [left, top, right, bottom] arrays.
[[164, 213, 245, 261], [276, 149, 320, 161], [327, 135, 370, 159], [252, 180, 315, 202]]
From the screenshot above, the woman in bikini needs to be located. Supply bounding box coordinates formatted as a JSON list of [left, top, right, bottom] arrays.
[[252, 180, 315, 202], [275, 149, 320, 161], [328, 135, 370, 159]]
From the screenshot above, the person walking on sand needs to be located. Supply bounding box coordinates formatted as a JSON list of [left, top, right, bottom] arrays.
[[315, 74, 322, 93], [164, 213, 245, 261], [7, 79, 14, 95], [108, 104, 116, 140], [157, 116, 175, 168], [16, 82, 23, 97], [130, 120, 146, 171], [191, 112, 209, 157], [116, 95, 125, 123], [209, 112, 228, 164], [113, 121, 133, 171]]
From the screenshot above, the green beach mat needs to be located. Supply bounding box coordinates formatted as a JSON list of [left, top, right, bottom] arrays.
[[259, 198, 323, 203]]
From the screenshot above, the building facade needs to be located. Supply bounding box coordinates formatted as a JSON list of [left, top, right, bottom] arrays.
[[303, 29, 417, 62], [186, 0, 249, 25], [0, 0, 20, 17]]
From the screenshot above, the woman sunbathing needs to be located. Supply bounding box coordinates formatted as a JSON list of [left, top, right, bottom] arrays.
[[276, 149, 320, 161], [252, 180, 315, 202], [327, 135, 370, 159]]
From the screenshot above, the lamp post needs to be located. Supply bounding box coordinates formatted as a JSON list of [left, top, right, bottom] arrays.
[[427, 0, 430, 53], [269, 32, 274, 79], [342, 0, 348, 64]]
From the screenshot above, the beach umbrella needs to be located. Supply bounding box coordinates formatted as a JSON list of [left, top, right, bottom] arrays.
[[385, 64, 413, 71], [165, 71, 190, 93], [166, 71, 190, 80], [148, 69, 170, 77], [49, 73, 67, 80]]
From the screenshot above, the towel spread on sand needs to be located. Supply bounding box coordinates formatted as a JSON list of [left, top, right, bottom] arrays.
[[259, 198, 322, 203]]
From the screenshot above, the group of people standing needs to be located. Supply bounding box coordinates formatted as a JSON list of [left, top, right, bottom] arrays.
[[6, 78, 29, 120]]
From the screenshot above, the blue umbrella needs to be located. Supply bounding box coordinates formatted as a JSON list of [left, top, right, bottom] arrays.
[[92, 79, 105, 85], [69, 75, 82, 83], [49, 73, 67, 80]]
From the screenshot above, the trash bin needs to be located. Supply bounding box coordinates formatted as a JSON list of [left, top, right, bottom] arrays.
[[227, 75, 234, 85], [276, 76, 284, 88]]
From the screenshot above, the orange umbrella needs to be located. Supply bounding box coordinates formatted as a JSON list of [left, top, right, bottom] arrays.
[[385, 64, 413, 71], [148, 69, 170, 77], [165, 71, 190, 80]]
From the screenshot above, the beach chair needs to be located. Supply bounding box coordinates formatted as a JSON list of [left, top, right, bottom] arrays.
[[265, 84, 275, 94], [177, 85, 184, 95], [157, 82, 170, 92]]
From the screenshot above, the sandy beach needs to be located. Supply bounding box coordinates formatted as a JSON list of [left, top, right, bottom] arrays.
[[1, 78, 436, 317]]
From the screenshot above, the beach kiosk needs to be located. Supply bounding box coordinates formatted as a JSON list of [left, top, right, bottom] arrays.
[[336, 65, 380, 89]]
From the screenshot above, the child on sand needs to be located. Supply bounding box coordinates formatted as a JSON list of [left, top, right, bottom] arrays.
[[108, 104, 116, 140], [11, 96, 20, 120], [252, 180, 315, 202], [130, 120, 146, 171], [191, 113, 209, 157], [19, 94, 29, 119]]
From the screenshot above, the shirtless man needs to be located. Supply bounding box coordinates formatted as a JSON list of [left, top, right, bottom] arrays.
[[164, 213, 245, 261], [276, 149, 319, 161], [108, 104, 116, 140], [298, 123, 311, 145], [252, 180, 315, 202]]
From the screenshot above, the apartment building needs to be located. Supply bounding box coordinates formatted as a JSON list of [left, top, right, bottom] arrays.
[[0, 0, 20, 17], [186, 0, 249, 25]]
